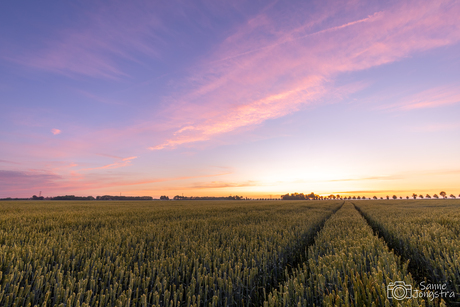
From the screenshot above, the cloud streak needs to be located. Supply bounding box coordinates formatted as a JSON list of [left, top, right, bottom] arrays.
[[190, 180, 258, 189], [150, 0, 460, 150], [328, 175, 401, 182], [81, 156, 138, 171], [0, 167, 231, 197], [0, 170, 63, 192], [387, 85, 460, 111], [8, 3, 162, 79]]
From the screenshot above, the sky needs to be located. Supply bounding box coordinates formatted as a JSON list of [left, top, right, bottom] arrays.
[[1, 0, 460, 199]]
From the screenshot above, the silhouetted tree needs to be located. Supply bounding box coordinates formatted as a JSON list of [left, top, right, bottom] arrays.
[[412, 193, 417, 199], [373, 196, 378, 199], [160, 195, 169, 200], [433, 194, 439, 199], [419, 194, 424, 199], [440, 191, 447, 198], [450, 194, 456, 199], [392, 195, 397, 200], [406, 196, 409, 199], [386, 196, 390, 200], [426, 194, 431, 199]]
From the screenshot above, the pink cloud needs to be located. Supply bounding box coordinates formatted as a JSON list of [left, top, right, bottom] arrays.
[[51, 128, 61, 135], [0, 167, 231, 197], [150, 0, 460, 150], [0, 159, 21, 165], [0, 170, 64, 194], [81, 156, 138, 171], [411, 122, 460, 132], [190, 180, 258, 189], [401, 86, 460, 111], [379, 84, 460, 112]]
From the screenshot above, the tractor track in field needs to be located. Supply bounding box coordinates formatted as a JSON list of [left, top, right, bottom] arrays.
[[352, 202, 434, 283], [251, 201, 345, 306], [352, 202, 460, 306]]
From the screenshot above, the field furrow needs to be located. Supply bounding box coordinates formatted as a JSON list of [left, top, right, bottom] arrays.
[[265, 202, 441, 306], [354, 200, 460, 305], [0, 200, 341, 307]]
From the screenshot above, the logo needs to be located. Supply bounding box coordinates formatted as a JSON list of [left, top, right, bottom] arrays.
[[387, 281, 412, 300], [387, 281, 456, 301]]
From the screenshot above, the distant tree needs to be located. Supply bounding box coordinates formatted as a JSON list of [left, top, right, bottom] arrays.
[[357, 196, 361, 199], [392, 195, 397, 200], [160, 195, 169, 200], [336, 194, 340, 199], [412, 193, 417, 199], [400, 197, 403, 199], [386, 196, 390, 200], [440, 191, 447, 198], [450, 194, 456, 199], [362, 196, 366, 199], [433, 194, 439, 199], [419, 194, 424, 199], [304, 192, 317, 200], [373, 196, 378, 200], [426, 194, 431, 199], [406, 196, 409, 199]]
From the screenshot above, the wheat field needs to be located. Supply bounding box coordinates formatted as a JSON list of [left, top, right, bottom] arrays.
[[0, 200, 458, 306]]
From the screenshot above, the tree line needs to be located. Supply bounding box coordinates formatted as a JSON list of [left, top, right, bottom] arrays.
[[27, 195, 153, 200], [281, 191, 459, 200], [172, 195, 245, 200]]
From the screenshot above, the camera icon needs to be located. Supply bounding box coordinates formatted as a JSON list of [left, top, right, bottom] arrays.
[[387, 281, 412, 300]]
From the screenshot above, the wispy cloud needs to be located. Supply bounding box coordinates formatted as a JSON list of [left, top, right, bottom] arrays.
[[383, 85, 460, 111], [0, 167, 231, 197], [81, 156, 138, 171], [0, 170, 63, 192], [150, 0, 460, 150], [190, 180, 258, 189], [8, 3, 162, 79], [410, 122, 460, 132], [0, 160, 21, 165], [328, 175, 401, 182], [51, 128, 61, 135]]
